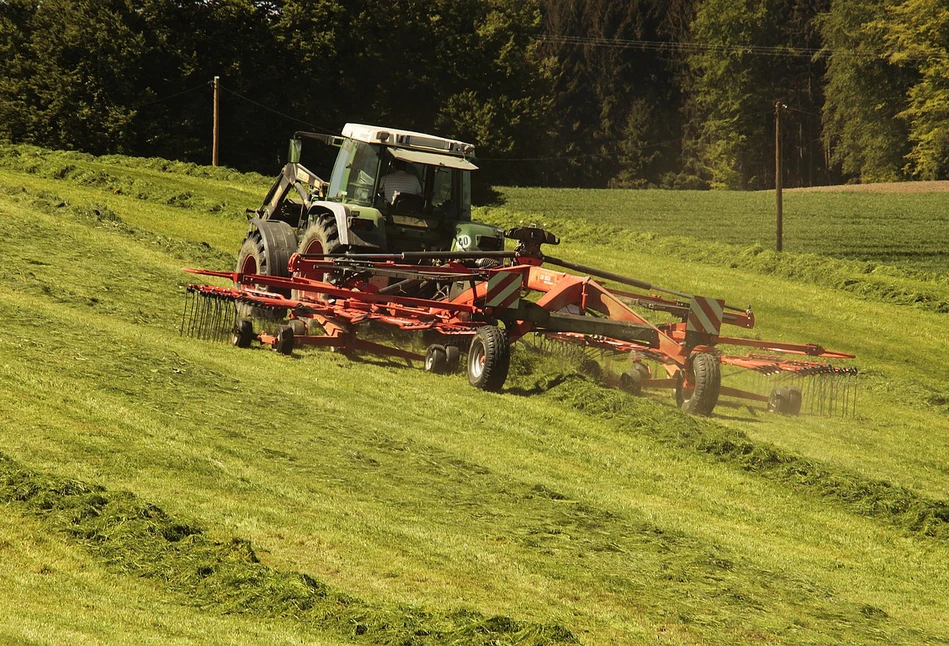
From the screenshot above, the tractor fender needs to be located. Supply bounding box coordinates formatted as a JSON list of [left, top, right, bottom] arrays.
[[306, 201, 386, 250], [306, 202, 354, 246], [246, 218, 297, 277]]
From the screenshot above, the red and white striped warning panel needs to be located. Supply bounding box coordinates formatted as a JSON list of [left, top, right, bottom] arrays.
[[686, 296, 724, 336], [485, 272, 522, 309]]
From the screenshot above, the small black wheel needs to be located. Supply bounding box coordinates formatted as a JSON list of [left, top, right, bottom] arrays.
[[274, 325, 294, 355], [787, 386, 803, 415], [768, 386, 802, 415], [579, 358, 602, 379], [288, 319, 307, 337], [425, 345, 448, 374], [467, 326, 510, 392], [444, 345, 461, 372], [675, 352, 721, 416], [619, 363, 649, 396], [232, 318, 254, 348]]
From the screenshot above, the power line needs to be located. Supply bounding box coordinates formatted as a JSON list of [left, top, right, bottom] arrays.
[[217, 84, 336, 135], [132, 82, 209, 109], [535, 34, 942, 62]]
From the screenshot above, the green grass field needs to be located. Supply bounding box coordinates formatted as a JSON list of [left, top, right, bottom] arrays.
[[493, 186, 949, 274], [1, 145, 948, 645]]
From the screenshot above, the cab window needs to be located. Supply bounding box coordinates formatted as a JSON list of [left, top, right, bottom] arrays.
[[327, 140, 381, 206]]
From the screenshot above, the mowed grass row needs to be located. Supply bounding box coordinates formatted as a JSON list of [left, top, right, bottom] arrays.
[[1, 150, 948, 644]]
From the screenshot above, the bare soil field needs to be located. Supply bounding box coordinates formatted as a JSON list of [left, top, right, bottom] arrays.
[[787, 180, 949, 193]]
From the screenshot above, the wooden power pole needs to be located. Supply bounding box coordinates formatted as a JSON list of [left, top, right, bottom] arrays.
[[774, 100, 784, 252], [212, 76, 220, 167]]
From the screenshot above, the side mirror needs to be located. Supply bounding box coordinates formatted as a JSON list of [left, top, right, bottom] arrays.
[[288, 138, 302, 163]]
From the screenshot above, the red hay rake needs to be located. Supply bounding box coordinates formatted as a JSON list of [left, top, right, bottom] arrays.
[[181, 227, 856, 416]]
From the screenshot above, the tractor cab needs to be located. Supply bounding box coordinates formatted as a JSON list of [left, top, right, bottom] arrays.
[[320, 124, 491, 250]]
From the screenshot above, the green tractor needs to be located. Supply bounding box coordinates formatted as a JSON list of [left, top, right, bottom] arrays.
[[236, 123, 504, 293]]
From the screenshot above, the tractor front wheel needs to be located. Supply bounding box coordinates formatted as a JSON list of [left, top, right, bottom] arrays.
[[235, 225, 294, 320], [675, 352, 721, 416], [467, 326, 510, 392]]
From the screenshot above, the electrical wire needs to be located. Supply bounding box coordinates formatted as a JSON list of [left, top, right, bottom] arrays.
[[534, 33, 945, 62], [218, 84, 337, 134], [132, 82, 209, 109]]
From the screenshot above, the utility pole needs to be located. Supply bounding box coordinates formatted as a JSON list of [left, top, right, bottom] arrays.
[[212, 76, 220, 167], [774, 100, 785, 252]]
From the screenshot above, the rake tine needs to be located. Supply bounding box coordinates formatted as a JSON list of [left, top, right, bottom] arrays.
[[208, 295, 219, 341], [193, 293, 204, 340], [186, 289, 201, 338], [180, 288, 192, 337], [212, 295, 224, 341]]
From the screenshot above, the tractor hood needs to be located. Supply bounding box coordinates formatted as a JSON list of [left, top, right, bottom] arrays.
[[389, 147, 479, 171]]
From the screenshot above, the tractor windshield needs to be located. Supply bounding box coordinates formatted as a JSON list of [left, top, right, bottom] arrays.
[[327, 139, 381, 206], [376, 152, 473, 221]]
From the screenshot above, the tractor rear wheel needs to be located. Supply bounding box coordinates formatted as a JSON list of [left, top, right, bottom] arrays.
[[675, 352, 721, 416], [294, 217, 341, 301], [467, 326, 510, 392]]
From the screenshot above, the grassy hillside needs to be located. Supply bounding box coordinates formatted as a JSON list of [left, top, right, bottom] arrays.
[[2, 145, 949, 645]]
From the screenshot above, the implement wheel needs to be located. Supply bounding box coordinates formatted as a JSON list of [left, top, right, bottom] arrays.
[[444, 345, 461, 372], [232, 318, 254, 348], [274, 325, 294, 355], [675, 352, 721, 416], [768, 386, 802, 415], [619, 363, 650, 396], [425, 345, 448, 374], [467, 326, 510, 392]]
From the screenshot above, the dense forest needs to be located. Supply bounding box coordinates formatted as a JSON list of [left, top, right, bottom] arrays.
[[1, 0, 947, 189]]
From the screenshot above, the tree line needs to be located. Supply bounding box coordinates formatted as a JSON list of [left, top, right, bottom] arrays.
[[1, 0, 947, 189]]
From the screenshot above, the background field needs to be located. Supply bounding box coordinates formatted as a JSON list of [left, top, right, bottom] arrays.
[[1, 145, 948, 645]]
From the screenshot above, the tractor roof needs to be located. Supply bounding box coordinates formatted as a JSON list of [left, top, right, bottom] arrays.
[[342, 123, 476, 158]]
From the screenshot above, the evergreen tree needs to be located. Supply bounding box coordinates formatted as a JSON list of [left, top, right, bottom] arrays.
[[876, 0, 949, 179], [686, 0, 829, 189], [537, 0, 687, 188], [820, 0, 911, 182]]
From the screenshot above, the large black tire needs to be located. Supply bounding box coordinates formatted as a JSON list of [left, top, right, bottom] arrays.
[[236, 220, 296, 281], [675, 352, 721, 416], [294, 217, 342, 301], [235, 223, 295, 320], [467, 326, 510, 392]]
